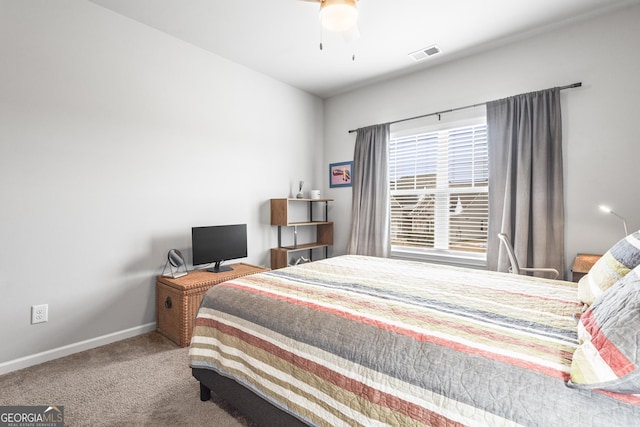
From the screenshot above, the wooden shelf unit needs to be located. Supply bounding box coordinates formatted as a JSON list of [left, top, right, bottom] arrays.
[[270, 198, 333, 269]]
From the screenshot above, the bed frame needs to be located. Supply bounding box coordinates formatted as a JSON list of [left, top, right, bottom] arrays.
[[193, 367, 307, 426]]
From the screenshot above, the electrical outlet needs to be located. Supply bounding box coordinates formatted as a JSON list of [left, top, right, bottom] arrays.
[[31, 304, 48, 324]]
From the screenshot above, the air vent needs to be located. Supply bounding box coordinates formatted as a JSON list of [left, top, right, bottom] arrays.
[[409, 45, 442, 62]]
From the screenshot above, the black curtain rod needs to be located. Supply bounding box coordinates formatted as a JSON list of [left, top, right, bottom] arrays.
[[347, 82, 582, 134]]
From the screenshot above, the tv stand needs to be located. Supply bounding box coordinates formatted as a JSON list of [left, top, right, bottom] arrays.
[[156, 263, 269, 346], [206, 262, 232, 273]]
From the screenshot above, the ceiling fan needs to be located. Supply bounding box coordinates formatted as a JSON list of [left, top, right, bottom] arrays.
[[299, 0, 361, 44]]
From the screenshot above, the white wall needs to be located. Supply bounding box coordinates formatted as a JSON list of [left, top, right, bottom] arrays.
[[0, 0, 323, 368], [323, 4, 640, 275]]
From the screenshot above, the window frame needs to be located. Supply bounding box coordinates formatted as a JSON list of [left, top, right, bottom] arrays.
[[389, 114, 488, 268]]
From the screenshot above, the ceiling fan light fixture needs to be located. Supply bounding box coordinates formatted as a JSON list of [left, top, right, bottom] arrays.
[[320, 0, 358, 33]]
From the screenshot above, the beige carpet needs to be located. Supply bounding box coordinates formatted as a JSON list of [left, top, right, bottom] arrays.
[[0, 332, 255, 426]]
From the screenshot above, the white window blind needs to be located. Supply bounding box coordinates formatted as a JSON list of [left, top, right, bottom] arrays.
[[389, 123, 488, 258]]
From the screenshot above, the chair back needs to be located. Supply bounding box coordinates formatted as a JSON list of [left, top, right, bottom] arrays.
[[497, 233, 521, 274]]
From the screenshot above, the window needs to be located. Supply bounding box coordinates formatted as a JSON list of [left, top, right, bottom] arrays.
[[389, 121, 488, 263]]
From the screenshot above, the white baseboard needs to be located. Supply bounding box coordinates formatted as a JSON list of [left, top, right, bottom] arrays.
[[0, 322, 157, 375]]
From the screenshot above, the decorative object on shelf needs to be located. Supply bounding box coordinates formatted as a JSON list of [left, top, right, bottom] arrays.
[[291, 256, 311, 266], [599, 204, 628, 236], [310, 189, 321, 199], [329, 161, 353, 188], [296, 180, 304, 198], [162, 249, 188, 279]]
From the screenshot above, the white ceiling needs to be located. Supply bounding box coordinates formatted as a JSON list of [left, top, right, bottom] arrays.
[[88, 0, 639, 98]]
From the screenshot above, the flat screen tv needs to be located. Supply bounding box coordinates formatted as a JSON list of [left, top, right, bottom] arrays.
[[191, 224, 247, 273]]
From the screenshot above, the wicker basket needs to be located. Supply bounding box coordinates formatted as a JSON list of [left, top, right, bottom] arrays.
[[156, 263, 268, 347]]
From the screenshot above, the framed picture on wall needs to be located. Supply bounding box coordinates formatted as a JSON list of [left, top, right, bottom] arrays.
[[329, 161, 353, 188]]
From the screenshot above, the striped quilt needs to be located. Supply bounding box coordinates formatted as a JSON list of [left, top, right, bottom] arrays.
[[188, 255, 640, 426]]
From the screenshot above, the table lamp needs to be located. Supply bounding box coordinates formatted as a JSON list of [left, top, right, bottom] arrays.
[[599, 204, 629, 236]]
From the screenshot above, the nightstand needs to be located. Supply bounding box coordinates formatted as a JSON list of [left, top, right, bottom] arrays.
[[571, 253, 602, 283]]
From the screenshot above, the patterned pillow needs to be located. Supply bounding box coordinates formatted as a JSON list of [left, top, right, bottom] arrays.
[[569, 265, 640, 394], [577, 231, 640, 305]]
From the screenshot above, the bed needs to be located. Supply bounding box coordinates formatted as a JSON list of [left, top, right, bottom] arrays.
[[189, 254, 640, 426]]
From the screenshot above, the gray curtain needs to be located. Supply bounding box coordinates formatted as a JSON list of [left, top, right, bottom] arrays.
[[486, 88, 565, 278], [347, 124, 391, 257]]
